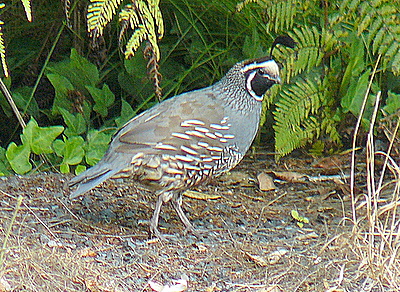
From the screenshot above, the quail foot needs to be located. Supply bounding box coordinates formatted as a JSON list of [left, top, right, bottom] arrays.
[[69, 37, 292, 238]]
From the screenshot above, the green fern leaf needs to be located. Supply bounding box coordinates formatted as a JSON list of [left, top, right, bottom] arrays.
[[87, 0, 123, 37], [343, 0, 400, 75], [341, 0, 361, 13], [124, 25, 147, 58], [236, 0, 262, 12], [21, 0, 32, 22], [0, 4, 8, 77], [283, 26, 324, 76], [265, 0, 297, 33], [119, 1, 163, 61], [274, 78, 324, 157], [148, 0, 164, 39]]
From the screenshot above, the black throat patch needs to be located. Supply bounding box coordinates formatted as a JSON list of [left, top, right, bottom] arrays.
[[248, 70, 276, 97]]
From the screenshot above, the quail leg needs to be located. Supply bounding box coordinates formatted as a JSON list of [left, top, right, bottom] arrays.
[[150, 192, 168, 239], [171, 193, 198, 235]]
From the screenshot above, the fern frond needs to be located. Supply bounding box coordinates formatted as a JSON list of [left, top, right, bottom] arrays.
[[119, 1, 163, 61], [136, 0, 160, 60], [266, 0, 297, 33], [87, 0, 123, 38], [0, 4, 8, 77], [119, 3, 141, 47], [342, 0, 400, 75], [273, 78, 324, 157], [341, 0, 361, 12], [273, 25, 328, 82], [148, 0, 164, 39], [144, 42, 162, 101], [21, 0, 32, 22], [321, 117, 341, 143], [235, 0, 262, 12], [124, 25, 147, 58]]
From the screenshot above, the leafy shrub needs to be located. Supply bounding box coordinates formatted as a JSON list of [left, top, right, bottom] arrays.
[[240, 0, 400, 157], [0, 50, 119, 175]]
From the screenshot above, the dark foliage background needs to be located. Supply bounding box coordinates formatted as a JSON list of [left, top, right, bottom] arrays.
[[0, 0, 398, 175]]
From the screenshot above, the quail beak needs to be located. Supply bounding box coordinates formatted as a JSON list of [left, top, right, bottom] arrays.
[[274, 75, 282, 84]]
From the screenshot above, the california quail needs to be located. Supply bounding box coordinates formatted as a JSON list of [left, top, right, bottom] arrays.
[[69, 38, 292, 237]]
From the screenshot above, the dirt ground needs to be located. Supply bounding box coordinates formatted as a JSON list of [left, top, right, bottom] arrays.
[[0, 152, 399, 292]]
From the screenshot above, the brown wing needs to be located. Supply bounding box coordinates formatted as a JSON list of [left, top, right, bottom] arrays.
[[112, 89, 233, 162]]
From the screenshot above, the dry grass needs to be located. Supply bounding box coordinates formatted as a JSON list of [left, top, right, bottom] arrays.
[[349, 90, 400, 290]]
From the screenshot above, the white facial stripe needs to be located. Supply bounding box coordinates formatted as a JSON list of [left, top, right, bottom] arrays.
[[241, 59, 280, 78], [246, 70, 257, 96]]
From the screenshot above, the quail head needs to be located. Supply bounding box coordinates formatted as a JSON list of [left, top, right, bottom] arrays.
[[69, 41, 287, 238]]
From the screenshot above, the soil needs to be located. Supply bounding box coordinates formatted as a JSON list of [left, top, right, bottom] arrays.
[[0, 152, 399, 292]]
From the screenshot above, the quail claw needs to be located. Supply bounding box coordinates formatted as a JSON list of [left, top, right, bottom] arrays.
[[149, 224, 168, 241], [171, 197, 208, 238], [171, 196, 195, 229]]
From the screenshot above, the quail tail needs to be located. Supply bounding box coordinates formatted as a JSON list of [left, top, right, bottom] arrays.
[[69, 160, 127, 199]]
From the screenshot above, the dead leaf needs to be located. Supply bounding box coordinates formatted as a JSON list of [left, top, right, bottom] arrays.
[[257, 172, 276, 191], [312, 156, 343, 169], [296, 232, 319, 241], [205, 282, 221, 292], [148, 275, 188, 292], [267, 248, 289, 265], [246, 252, 269, 266], [272, 171, 308, 183], [218, 171, 254, 186], [256, 286, 282, 292], [80, 247, 97, 257], [183, 190, 221, 200]]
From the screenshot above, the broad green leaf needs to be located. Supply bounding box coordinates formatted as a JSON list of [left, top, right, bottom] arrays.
[[62, 136, 85, 166], [47, 48, 99, 95], [52, 139, 65, 157], [21, 118, 64, 155], [124, 55, 148, 78], [54, 136, 85, 174], [341, 70, 371, 116], [0, 146, 12, 176], [84, 129, 111, 166], [86, 84, 115, 117], [6, 142, 31, 174], [12, 86, 39, 116], [69, 49, 99, 87], [47, 73, 75, 115], [58, 107, 86, 137], [119, 57, 155, 100], [60, 163, 70, 174], [115, 99, 135, 128], [383, 91, 400, 114], [75, 164, 87, 175]]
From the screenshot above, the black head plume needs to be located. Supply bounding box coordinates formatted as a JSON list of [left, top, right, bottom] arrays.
[[270, 35, 296, 58]]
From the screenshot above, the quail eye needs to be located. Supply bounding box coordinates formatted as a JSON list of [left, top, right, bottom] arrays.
[[257, 68, 266, 75]]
